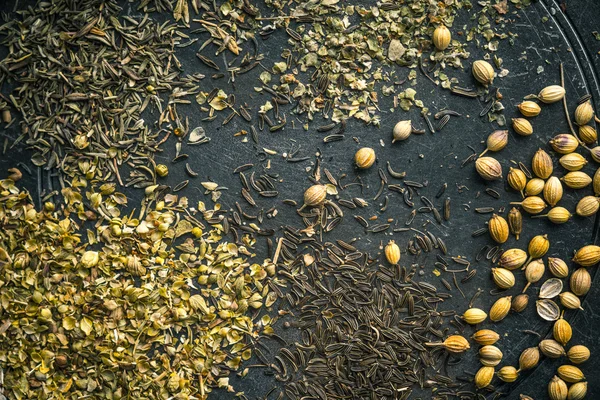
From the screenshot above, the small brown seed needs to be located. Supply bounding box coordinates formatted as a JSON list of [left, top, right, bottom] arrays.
[[511, 293, 529, 313], [518, 346, 540, 371], [559, 292, 583, 310], [538, 85, 566, 103], [557, 365, 585, 383], [512, 118, 533, 136], [570, 268, 591, 296], [492, 268, 515, 289], [553, 317, 572, 346], [476, 157, 503, 180], [508, 207, 523, 240], [576, 196, 600, 217], [573, 244, 600, 266], [355, 147, 376, 169], [471, 329, 499, 345], [497, 366, 519, 382], [489, 214, 509, 244], [539, 339, 567, 358], [489, 296, 512, 322], [559, 153, 588, 171], [532, 148, 553, 179], [548, 257, 569, 278], [474, 366, 495, 389], [518, 101, 541, 117], [567, 345, 590, 364], [548, 375, 568, 400], [568, 381, 588, 400], [594, 167, 600, 195]]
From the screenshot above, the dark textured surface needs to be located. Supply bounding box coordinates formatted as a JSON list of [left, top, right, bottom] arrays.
[[0, 0, 599, 399]]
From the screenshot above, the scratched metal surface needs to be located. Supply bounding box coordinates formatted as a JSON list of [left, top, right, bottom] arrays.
[[0, 0, 599, 399]]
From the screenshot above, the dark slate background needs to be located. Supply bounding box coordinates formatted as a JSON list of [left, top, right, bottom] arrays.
[[0, 0, 599, 399]]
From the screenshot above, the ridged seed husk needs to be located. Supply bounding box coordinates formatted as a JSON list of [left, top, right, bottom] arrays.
[[536, 299, 561, 321], [489, 296, 512, 322], [508, 167, 527, 192], [463, 308, 488, 325], [392, 120, 412, 142], [511, 293, 529, 312], [538, 85, 566, 103], [474, 366, 495, 389], [548, 375, 568, 400], [485, 129, 509, 153], [553, 317, 572, 346], [561, 171, 592, 189], [512, 118, 533, 136], [476, 157, 503, 180], [572, 244, 600, 266], [432, 25, 451, 51], [524, 259, 545, 292], [594, 167, 600, 195], [471, 329, 499, 345], [550, 134, 579, 154], [567, 345, 590, 364], [497, 366, 519, 382], [304, 184, 327, 206], [578, 125, 597, 145], [570, 268, 591, 296], [557, 365, 585, 383], [576, 196, 600, 217], [442, 335, 470, 353], [384, 240, 401, 264], [512, 196, 546, 214], [574, 100, 594, 126], [543, 177, 563, 207], [559, 153, 588, 171], [546, 207, 571, 224], [524, 178, 544, 197], [539, 278, 563, 299], [559, 292, 583, 310], [508, 208, 522, 240], [492, 267, 515, 289], [518, 346, 540, 371], [499, 248, 528, 270], [472, 60, 495, 85], [568, 381, 588, 400], [489, 214, 509, 244], [479, 345, 503, 366], [528, 234, 550, 258], [539, 339, 566, 358], [518, 101, 541, 117], [532, 148, 553, 179], [589, 145, 600, 163], [355, 147, 376, 169]]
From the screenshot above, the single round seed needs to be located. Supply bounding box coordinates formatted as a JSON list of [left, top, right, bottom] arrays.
[[354, 147, 376, 169], [567, 345, 590, 364]]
